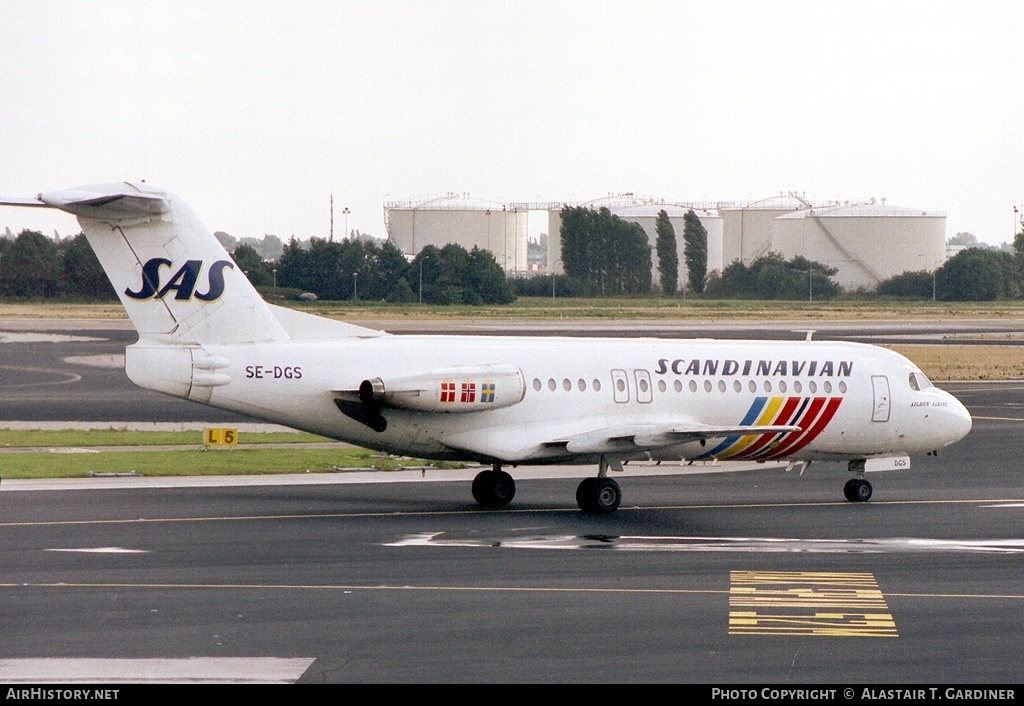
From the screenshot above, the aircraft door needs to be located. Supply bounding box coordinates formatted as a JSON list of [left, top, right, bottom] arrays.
[[871, 375, 891, 422], [611, 369, 629, 403], [634, 369, 652, 404]]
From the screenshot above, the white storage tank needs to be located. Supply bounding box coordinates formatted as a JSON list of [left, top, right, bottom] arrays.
[[385, 195, 528, 272], [773, 202, 946, 290], [719, 195, 806, 266]]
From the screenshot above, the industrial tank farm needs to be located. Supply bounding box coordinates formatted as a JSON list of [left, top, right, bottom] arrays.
[[383, 192, 946, 291]]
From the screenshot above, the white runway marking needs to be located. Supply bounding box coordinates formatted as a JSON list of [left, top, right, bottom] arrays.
[[45, 547, 149, 554], [0, 333, 104, 344], [62, 354, 125, 368], [388, 533, 1024, 554], [0, 657, 315, 683]]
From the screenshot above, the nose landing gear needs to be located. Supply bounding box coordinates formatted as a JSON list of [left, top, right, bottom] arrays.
[[844, 477, 872, 502]]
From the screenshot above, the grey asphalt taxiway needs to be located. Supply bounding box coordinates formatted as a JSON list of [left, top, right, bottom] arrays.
[[1, 318, 1023, 684]]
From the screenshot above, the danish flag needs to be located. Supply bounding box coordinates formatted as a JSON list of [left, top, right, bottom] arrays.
[[440, 381, 456, 403]]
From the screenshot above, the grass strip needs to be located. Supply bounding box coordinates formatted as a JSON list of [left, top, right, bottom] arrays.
[[0, 429, 331, 448], [0, 447, 458, 479]]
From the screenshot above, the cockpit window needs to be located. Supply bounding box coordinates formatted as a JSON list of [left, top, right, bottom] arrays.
[[909, 371, 933, 391]]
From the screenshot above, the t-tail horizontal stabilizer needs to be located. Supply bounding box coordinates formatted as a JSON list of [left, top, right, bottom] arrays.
[[1, 182, 382, 345]]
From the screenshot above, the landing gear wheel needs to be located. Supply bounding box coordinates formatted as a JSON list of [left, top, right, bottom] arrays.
[[472, 469, 516, 508], [843, 478, 872, 502], [576, 477, 621, 514]]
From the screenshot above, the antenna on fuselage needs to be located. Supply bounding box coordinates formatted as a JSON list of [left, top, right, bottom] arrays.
[[793, 329, 816, 341]]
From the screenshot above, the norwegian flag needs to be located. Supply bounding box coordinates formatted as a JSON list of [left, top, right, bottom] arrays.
[[440, 381, 456, 403], [461, 381, 476, 403]]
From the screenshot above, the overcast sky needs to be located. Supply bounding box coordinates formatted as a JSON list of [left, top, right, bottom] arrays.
[[2, 1, 1022, 248]]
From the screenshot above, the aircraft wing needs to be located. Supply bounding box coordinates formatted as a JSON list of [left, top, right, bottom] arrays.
[[444, 421, 800, 462], [554, 423, 801, 454]]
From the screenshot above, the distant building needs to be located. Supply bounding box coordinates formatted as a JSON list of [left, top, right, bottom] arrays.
[[384, 194, 528, 273], [384, 191, 946, 289]]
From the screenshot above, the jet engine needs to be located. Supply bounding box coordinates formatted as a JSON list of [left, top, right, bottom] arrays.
[[358, 365, 526, 413]]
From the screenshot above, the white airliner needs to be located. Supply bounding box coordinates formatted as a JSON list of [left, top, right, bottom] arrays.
[[1, 183, 972, 513]]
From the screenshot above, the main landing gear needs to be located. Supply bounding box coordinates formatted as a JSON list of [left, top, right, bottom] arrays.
[[471, 465, 516, 508], [470, 460, 623, 514], [576, 477, 621, 514], [575, 456, 622, 514]]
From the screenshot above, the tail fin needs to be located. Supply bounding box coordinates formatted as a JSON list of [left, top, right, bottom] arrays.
[[37, 182, 288, 345]]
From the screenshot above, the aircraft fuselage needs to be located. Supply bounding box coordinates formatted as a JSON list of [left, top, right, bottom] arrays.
[[126, 334, 971, 466]]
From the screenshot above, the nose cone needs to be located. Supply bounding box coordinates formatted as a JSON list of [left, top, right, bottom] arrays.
[[942, 390, 973, 445]]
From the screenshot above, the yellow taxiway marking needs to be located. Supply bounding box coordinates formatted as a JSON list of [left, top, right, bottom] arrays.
[[729, 570, 898, 637]]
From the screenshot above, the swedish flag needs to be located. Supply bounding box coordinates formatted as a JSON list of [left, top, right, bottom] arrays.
[[481, 382, 496, 403]]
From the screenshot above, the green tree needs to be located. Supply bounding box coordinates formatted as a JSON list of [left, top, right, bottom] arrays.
[[276, 237, 311, 292], [875, 270, 934, 299], [654, 210, 678, 295], [232, 243, 274, 287], [410, 243, 515, 305], [366, 240, 412, 302], [559, 205, 651, 295], [704, 252, 839, 300], [935, 248, 1016, 301], [682, 210, 708, 294], [60, 233, 116, 299], [467, 246, 515, 304], [0, 230, 62, 297]]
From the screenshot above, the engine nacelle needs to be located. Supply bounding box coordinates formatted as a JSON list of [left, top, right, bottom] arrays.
[[359, 365, 526, 413]]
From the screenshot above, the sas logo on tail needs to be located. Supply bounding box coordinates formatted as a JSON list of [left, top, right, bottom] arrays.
[[126, 258, 234, 302]]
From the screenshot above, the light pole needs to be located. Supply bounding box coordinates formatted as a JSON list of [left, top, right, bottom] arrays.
[[352, 271, 358, 302], [343, 207, 350, 240], [920, 253, 940, 302], [418, 254, 429, 304]]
